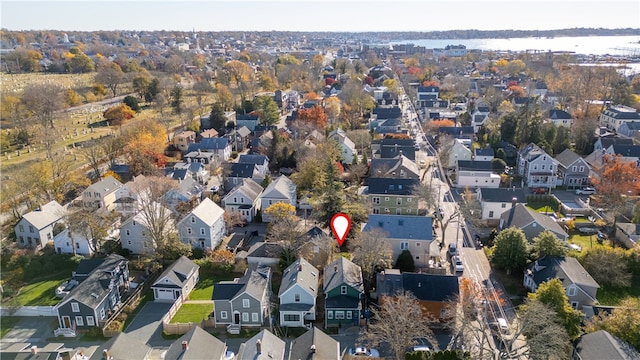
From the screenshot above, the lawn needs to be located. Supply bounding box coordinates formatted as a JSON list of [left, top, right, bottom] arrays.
[[567, 233, 611, 252], [596, 277, 640, 306], [8, 272, 69, 306], [189, 270, 242, 300], [169, 304, 212, 324], [0, 317, 21, 339]]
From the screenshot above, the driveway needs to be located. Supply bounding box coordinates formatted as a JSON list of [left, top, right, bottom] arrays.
[[124, 302, 173, 347], [0, 317, 58, 347]]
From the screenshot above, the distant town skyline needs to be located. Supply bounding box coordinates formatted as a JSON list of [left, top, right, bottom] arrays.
[[2, 0, 640, 33]]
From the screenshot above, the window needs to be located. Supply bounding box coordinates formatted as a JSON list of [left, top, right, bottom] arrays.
[[335, 311, 345, 320], [19, 225, 24, 232], [19, 236, 24, 243], [372, 197, 380, 205], [100, 309, 105, 320], [294, 294, 300, 302], [501, 203, 506, 208], [86, 192, 91, 198], [407, 198, 412, 202], [579, 166, 584, 172], [132, 221, 136, 226], [71, 303, 80, 312], [233, 197, 237, 203], [489, 211, 494, 218], [284, 314, 300, 321], [385, 197, 390, 202], [373, 208, 380, 214], [191, 216, 195, 223], [29, 225, 34, 233], [542, 165, 546, 170], [243, 299, 250, 308], [127, 240, 132, 245], [200, 228, 205, 235], [572, 166, 577, 172], [341, 286, 347, 295], [567, 287, 576, 296], [327, 311, 333, 319], [397, 198, 402, 205], [571, 301, 579, 309], [242, 313, 249, 322], [94, 192, 100, 197], [125, 230, 130, 236], [400, 242, 409, 250], [416, 242, 421, 247], [221, 311, 228, 320], [252, 312, 259, 322], [396, 209, 402, 215], [347, 311, 353, 319], [76, 243, 80, 249], [75, 316, 84, 326], [187, 228, 192, 235], [440, 309, 447, 318], [86, 316, 95, 326]]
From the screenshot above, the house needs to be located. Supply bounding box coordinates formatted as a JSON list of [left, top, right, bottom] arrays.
[[555, 149, 591, 189], [53, 229, 94, 256], [369, 155, 420, 179], [439, 126, 475, 140], [14, 200, 65, 250], [186, 137, 232, 161], [288, 327, 341, 360], [547, 109, 574, 127], [328, 128, 358, 164], [500, 204, 569, 242], [172, 130, 196, 152], [592, 136, 633, 153], [444, 140, 472, 169], [604, 144, 640, 165], [367, 177, 420, 215], [474, 147, 495, 161], [512, 96, 535, 108], [172, 162, 210, 184], [260, 176, 297, 222], [120, 202, 174, 255], [362, 214, 434, 267], [226, 126, 251, 151], [164, 177, 204, 214], [599, 105, 640, 132], [222, 178, 263, 222], [518, 143, 560, 189], [55, 254, 129, 331], [177, 198, 226, 251], [278, 258, 319, 327], [375, 270, 459, 321], [162, 326, 230, 360], [298, 226, 332, 269], [524, 256, 599, 310], [212, 265, 272, 330], [88, 332, 151, 360], [618, 121, 640, 138], [455, 160, 501, 189], [238, 154, 270, 176], [83, 176, 123, 211], [372, 117, 406, 135], [236, 114, 260, 132], [242, 241, 283, 267], [225, 163, 263, 190], [201, 111, 235, 130], [151, 256, 199, 302], [371, 138, 416, 160], [433, 44, 468, 58], [477, 188, 527, 221], [571, 330, 640, 360], [323, 257, 363, 328], [416, 86, 439, 107], [2, 343, 78, 360], [236, 329, 286, 360], [614, 222, 640, 249], [183, 150, 217, 165]]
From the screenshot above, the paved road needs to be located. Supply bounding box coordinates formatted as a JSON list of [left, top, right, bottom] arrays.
[[0, 317, 58, 347], [124, 301, 173, 347]]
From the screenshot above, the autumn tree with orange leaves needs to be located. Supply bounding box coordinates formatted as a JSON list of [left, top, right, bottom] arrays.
[[592, 155, 640, 224], [297, 105, 328, 130]]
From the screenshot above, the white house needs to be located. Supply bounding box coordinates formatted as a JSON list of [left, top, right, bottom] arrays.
[[477, 188, 527, 221], [120, 203, 174, 255], [455, 160, 501, 189], [518, 143, 560, 189], [599, 105, 640, 132], [151, 256, 199, 302], [328, 128, 358, 164], [445, 140, 472, 169], [177, 198, 226, 250], [53, 229, 93, 256], [15, 200, 65, 250], [260, 176, 297, 222], [474, 148, 495, 162], [278, 258, 319, 327], [547, 109, 573, 127], [82, 176, 123, 211], [222, 178, 263, 222]]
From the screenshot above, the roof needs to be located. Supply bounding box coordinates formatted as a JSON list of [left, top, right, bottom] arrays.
[[86, 176, 123, 197], [288, 327, 340, 360], [479, 188, 527, 203], [376, 272, 459, 302], [548, 109, 573, 120], [367, 178, 419, 195], [187, 137, 229, 152], [324, 257, 363, 294], [475, 148, 495, 157], [610, 144, 640, 158], [187, 198, 224, 227], [363, 214, 433, 241], [379, 145, 416, 160], [238, 154, 269, 165], [573, 330, 640, 360], [279, 258, 319, 298], [500, 204, 568, 239], [88, 332, 151, 360], [171, 168, 189, 181], [555, 148, 583, 167], [438, 126, 474, 136], [603, 106, 640, 120], [246, 242, 283, 259], [237, 126, 251, 137], [163, 327, 226, 360], [224, 178, 263, 203], [229, 163, 259, 178], [21, 200, 65, 230], [262, 176, 295, 201], [305, 226, 328, 239], [529, 256, 600, 289], [236, 329, 286, 360], [597, 137, 634, 149], [369, 155, 419, 178], [457, 160, 494, 171], [153, 256, 199, 289], [622, 121, 640, 130], [59, 254, 128, 310], [372, 106, 402, 119], [212, 265, 271, 302]]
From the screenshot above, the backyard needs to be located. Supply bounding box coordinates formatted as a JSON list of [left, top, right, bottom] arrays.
[[169, 303, 213, 324], [188, 270, 242, 301]]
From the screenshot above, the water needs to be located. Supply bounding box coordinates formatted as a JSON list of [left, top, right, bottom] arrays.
[[388, 35, 640, 57]]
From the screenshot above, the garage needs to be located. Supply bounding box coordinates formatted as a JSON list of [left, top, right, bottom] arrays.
[[154, 288, 178, 301]]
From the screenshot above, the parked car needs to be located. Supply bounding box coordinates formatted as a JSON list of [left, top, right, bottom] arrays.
[[447, 243, 458, 258], [531, 187, 548, 194], [576, 187, 596, 195], [348, 347, 380, 357], [453, 256, 464, 273]]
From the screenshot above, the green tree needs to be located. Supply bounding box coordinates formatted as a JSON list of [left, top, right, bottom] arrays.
[[316, 158, 345, 227], [584, 298, 640, 349], [552, 126, 571, 156], [532, 230, 567, 258], [95, 61, 125, 97], [144, 78, 160, 102], [490, 227, 529, 274], [133, 75, 151, 99], [69, 53, 94, 73], [123, 96, 140, 112], [528, 278, 582, 339], [208, 102, 227, 131], [579, 246, 632, 288], [253, 95, 280, 126], [170, 85, 183, 114], [394, 250, 415, 273], [500, 113, 517, 145]]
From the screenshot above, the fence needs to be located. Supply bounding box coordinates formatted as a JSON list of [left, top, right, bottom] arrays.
[[162, 318, 215, 335], [0, 305, 57, 317]]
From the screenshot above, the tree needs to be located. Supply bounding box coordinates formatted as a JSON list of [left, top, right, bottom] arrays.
[[69, 52, 94, 73], [225, 60, 255, 103], [324, 96, 341, 122], [132, 75, 151, 99], [208, 102, 227, 132], [394, 250, 415, 273], [584, 298, 640, 349], [592, 155, 640, 225], [253, 95, 280, 126], [170, 85, 183, 114], [315, 158, 345, 227], [123, 95, 140, 112], [264, 202, 301, 251], [81, 142, 105, 179], [103, 104, 135, 126], [215, 83, 235, 111], [360, 291, 438, 360], [513, 299, 570, 360], [144, 77, 160, 102], [21, 83, 64, 129], [532, 230, 567, 258], [490, 227, 529, 275], [95, 61, 126, 97], [66, 208, 118, 254], [297, 105, 329, 131], [528, 278, 582, 339], [579, 246, 632, 288], [349, 228, 393, 290], [552, 126, 571, 156]]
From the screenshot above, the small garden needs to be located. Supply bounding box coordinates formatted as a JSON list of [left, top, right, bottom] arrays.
[[169, 303, 212, 324], [189, 270, 241, 301]]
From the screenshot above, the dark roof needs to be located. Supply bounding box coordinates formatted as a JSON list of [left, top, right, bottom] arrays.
[[573, 330, 640, 360], [88, 332, 151, 360], [62, 254, 128, 309], [288, 327, 340, 360], [598, 137, 633, 149], [75, 258, 106, 277], [439, 126, 474, 136], [171, 168, 189, 181], [376, 272, 459, 302], [548, 109, 572, 120], [623, 121, 640, 130], [247, 242, 283, 259], [611, 144, 640, 157], [305, 226, 327, 239], [528, 256, 599, 289], [380, 146, 415, 160], [187, 137, 229, 152], [475, 148, 494, 157], [363, 214, 433, 241], [367, 177, 419, 195], [211, 283, 244, 300], [479, 188, 527, 203], [236, 114, 259, 121], [238, 154, 269, 165], [457, 160, 494, 171], [417, 86, 439, 93], [324, 295, 361, 309], [372, 106, 402, 120], [229, 163, 258, 178], [603, 106, 640, 120], [164, 327, 226, 360]]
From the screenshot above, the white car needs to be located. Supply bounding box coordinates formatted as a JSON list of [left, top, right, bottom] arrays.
[[348, 347, 380, 357], [453, 256, 464, 273], [575, 187, 596, 195]]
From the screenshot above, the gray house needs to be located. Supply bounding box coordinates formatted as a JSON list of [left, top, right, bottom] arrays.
[[524, 256, 599, 310], [323, 257, 364, 328], [555, 149, 591, 189], [288, 327, 341, 360], [14, 200, 65, 250], [88, 332, 151, 360], [177, 198, 226, 251], [163, 326, 230, 360], [499, 203, 568, 242], [236, 329, 286, 360], [571, 330, 640, 360], [151, 256, 199, 302], [278, 258, 319, 327], [212, 265, 272, 332], [56, 254, 129, 331]]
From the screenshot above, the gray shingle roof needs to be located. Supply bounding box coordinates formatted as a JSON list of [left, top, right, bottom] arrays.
[[323, 257, 363, 294], [376, 271, 459, 303], [529, 256, 599, 289], [21, 200, 65, 230], [554, 148, 582, 167], [224, 178, 263, 204], [153, 256, 199, 289], [363, 214, 433, 241], [238, 154, 269, 165], [163, 326, 226, 360], [479, 188, 527, 203], [229, 163, 259, 178], [573, 330, 640, 360], [262, 176, 295, 201], [288, 327, 340, 360], [500, 204, 567, 239], [279, 258, 318, 298], [236, 329, 286, 360], [212, 265, 271, 302], [88, 332, 151, 360]]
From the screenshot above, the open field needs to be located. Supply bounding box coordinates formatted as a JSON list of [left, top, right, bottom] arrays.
[[1, 73, 96, 95], [169, 303, 212, 323]]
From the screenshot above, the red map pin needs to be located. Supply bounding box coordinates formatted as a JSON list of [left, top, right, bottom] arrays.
[[330, 213, 352, 246]]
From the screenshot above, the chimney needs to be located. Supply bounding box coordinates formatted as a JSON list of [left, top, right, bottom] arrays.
[[511, 197, 518, 207], [256, 339, 262, 354], [310, 345, 316, 353], [181, 341, 188, 351], [334, 265, 338, 273], [102, 349, 109, 359], [298, 263, 302, 272], [31, 346, 38, 355], [418, 282, 422, 288]]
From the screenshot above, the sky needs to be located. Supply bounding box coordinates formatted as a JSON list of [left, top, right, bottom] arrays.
[[1, 0, 639, 33]]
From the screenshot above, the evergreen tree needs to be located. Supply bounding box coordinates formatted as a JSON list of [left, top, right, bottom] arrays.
[[209, 102, 226, 131], [317, 158, 345, 227], [394, 250, 415, 272], [490, 227, 529, 275]]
